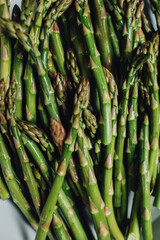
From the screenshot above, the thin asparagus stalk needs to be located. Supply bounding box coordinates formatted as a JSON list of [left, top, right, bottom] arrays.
[[126, 79, 139, 189], [89, 0, 114, 71], [52, 206, 72, 240], [35, 77, 89, 240], [0, 0, 11, 94], [107, 13, 120, 60], [120, 0, 137, 87], [77, 127, 111, 240], [146, 34, 159, 189], [75, 0, 112, 175], [48, 0, 74, 82], [50, 21, 69, 81], [139, 114, 152, 240]]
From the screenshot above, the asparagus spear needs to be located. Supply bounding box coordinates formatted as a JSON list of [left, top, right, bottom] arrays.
[[35, 77, 90, 240], [52, 206, 72, 240], [139, 114, 152, 240], [0, 0, 11, 94], [89, 0, 114, 71], [103, 0, 123, 31], [77, 127, 111, 240], [75, 0, 112, 173], [146, 34, 159, 189]]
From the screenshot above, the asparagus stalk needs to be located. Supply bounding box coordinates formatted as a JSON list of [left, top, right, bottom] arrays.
[[77, 127, 111, 240], [126, 79, 139, 189], [103, 0, 123, 31], [107, 13, 120, 60], [89, 0, 113, 71], [139, 114, 152, 240], [0, 0, 11, 94], [52, 206, 72, 240], [146, 34, 159, 189], [35, 77, 89, 240], [75, 0, 112, 173], [50, 21, 69, 81]]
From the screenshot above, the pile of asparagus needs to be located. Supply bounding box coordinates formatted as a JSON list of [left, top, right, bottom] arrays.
[[0, 0, 160, 239]]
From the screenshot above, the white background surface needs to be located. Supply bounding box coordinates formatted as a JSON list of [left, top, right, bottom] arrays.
[[0, 0, 160, 240]]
